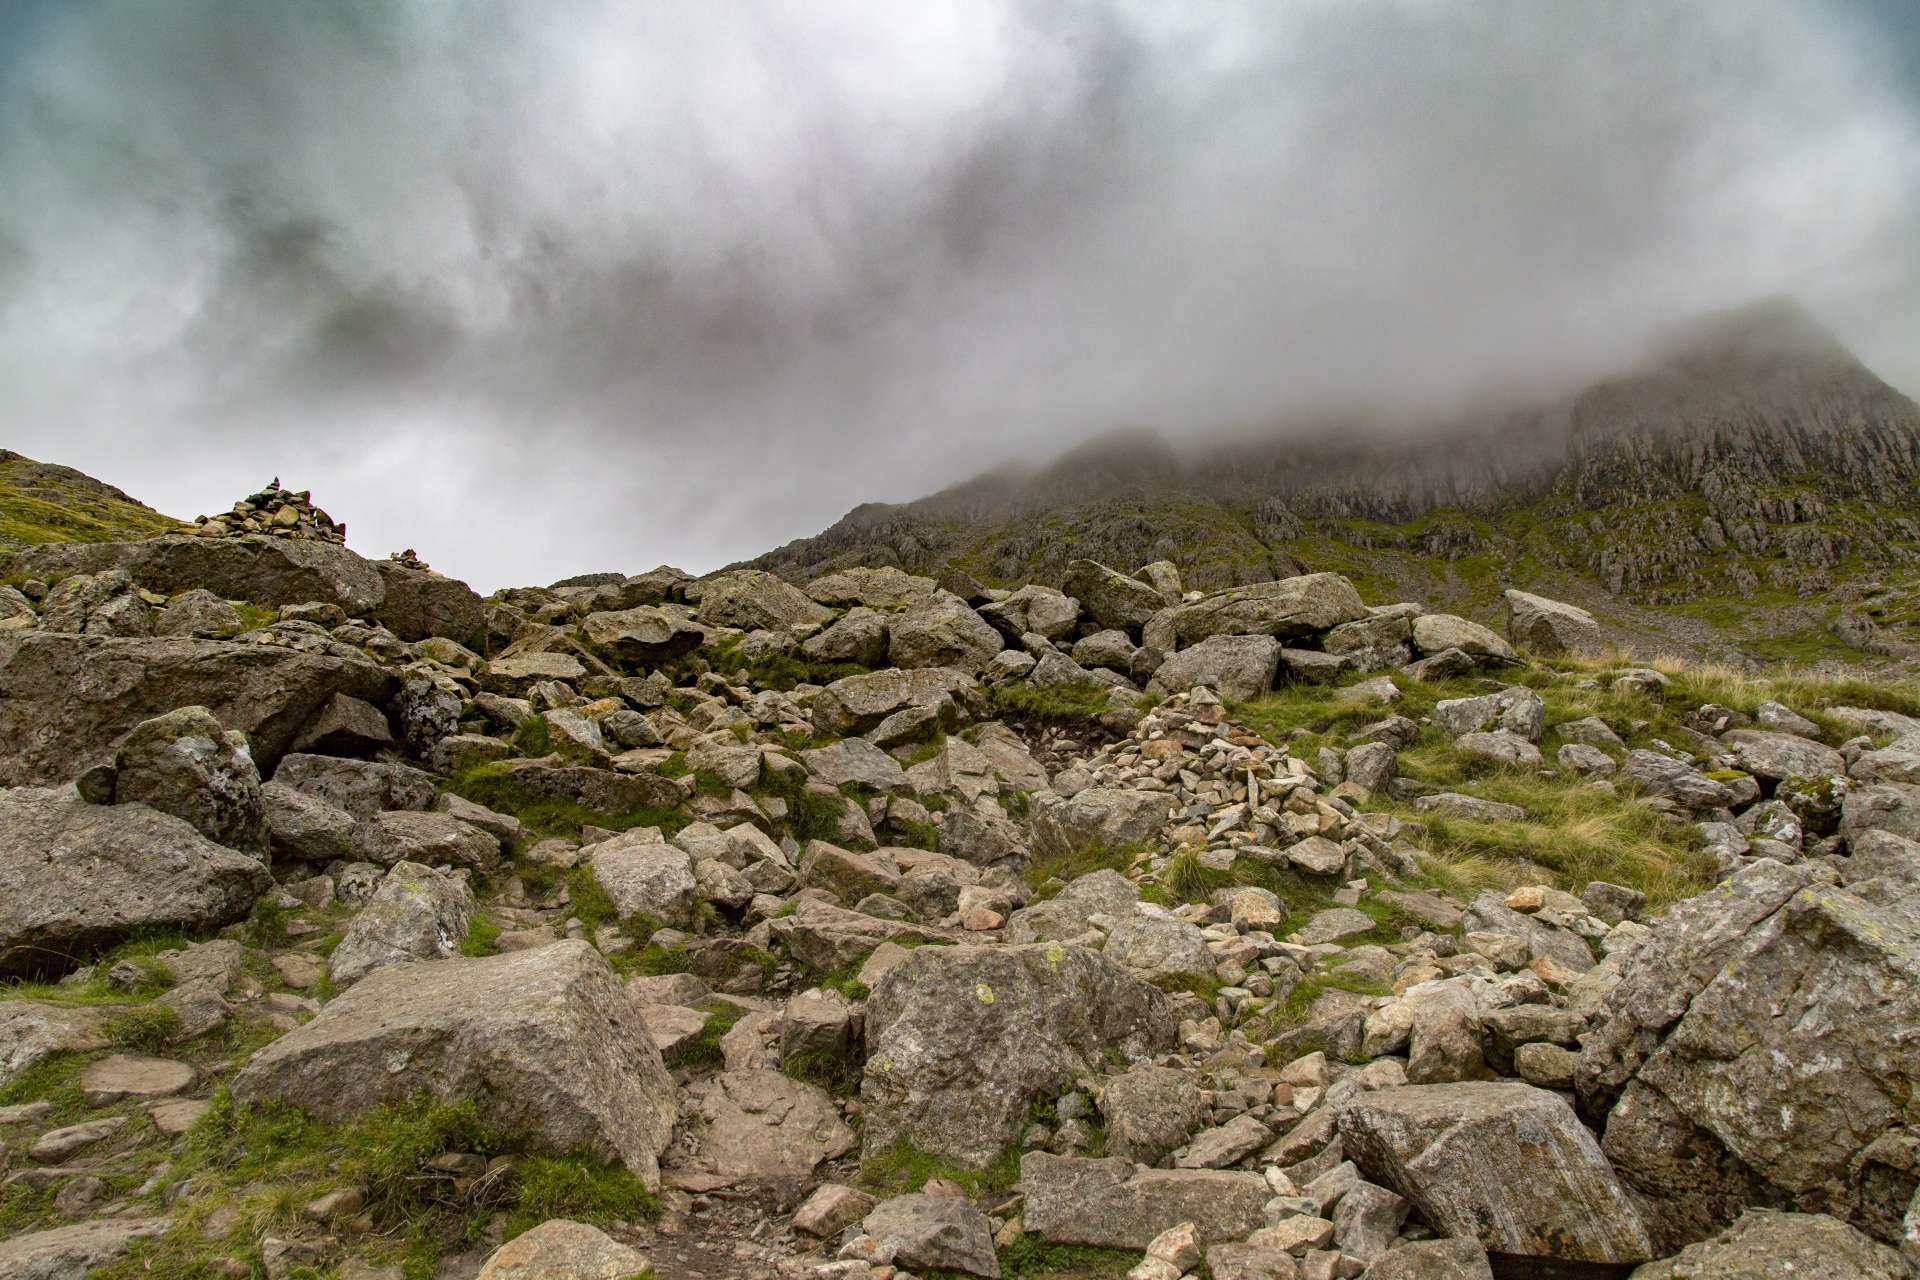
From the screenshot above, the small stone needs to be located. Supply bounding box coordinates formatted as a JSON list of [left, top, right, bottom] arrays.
[[79, 1055, 196, 1107], [795, 1184, 879, 1238]]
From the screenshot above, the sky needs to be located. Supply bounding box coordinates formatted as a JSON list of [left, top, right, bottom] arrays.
[[1, 1, 1919, 591]]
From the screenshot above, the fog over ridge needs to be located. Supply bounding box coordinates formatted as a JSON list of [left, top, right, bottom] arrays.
[[0, 1, 1917, 589]]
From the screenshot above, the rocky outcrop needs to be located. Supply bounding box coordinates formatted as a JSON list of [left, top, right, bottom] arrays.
[[1578, 860, 1920, 1253], [232, 941, 677, 1186], [0, 633, 397, 785], [1145, 634, 1280, 700], [0, 788, 271, 977], [1341, 1082, 1653, 1264], [7, 535, 384, 618], [1504, 589, 1603, 657], [861, 943, 1176, 1169], [1166, 573, 1369, 646]]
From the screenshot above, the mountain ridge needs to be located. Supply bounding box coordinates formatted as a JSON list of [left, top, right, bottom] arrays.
[[741, 298, 1920, 667]]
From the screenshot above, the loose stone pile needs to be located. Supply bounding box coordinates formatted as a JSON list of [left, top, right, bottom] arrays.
[[190, 480, 345, 543], [0, 541, 1913, 1280]]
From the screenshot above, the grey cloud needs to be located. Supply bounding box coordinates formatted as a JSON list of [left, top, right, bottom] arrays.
[[0, 1, 1915, 590]]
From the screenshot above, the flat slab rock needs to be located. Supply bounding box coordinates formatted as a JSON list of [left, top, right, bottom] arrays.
[[79, 1054, 196, 1107], [1020, 1151, 1269, 1249], [0, 1217, 170, 1280], [232, 940, 676, 1188], [672, 1068, 855, 1184]]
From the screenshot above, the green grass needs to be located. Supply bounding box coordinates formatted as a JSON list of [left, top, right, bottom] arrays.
[[104, 1003, 182, 1051], [998, 1236, 1141, 1280], [672, 1000, 747, 1070], [1024, 841, 1141, 898], [783, 1049, 863, 1097], [446, 761, 688, 842], [990, 682, 1112, 724], [509, 1153, 660, 1237], [858, 1141, 1023, 1197], [462, 918, 503, 958]]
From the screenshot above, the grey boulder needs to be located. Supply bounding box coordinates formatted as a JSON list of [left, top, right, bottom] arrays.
[[1628, 1209, 1901, 1280], [592, 834, 698, 928], [1099, 1063, 1205, 1166], [328, 861, 474, 986], [1167, 573, 1369, 646], [1003, 868, 1141, 944], [1020, 1152, 1270, 1248], [1504, 589, 1603, 657], [0, 788, 271, 977], [862, 1193, 1001, 1279], [886, 590, 1005, 672], [1061, 560, 1166, 632], [349, 811, 502, 873], [269, 753, 437, 818], [1718, 730, 1846, 782], [695, 570, 833, 632], [261, 781, 357, 864], [1341, 1081, 1652, 1263], [232, 940, 676, 1185], [862, 943, 1176, 1169], [111, 705, 268, 857], [1146, 634, 1282, 701], [1031, 788, 1175, 858]]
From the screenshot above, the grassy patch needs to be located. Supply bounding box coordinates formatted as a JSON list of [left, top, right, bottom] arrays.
[[998, 1235, 1141, 1280], [104, 1003, 182, 1051], [783, 1049, 863, 1097], [858, 1141, 1023, 1198], [1025, 841, 1140, 898], [461, 918, 502, 958], [672, 1000, 748, 1071], [510, 1153, 660, 1237], [447, 761, 687, 842], [990, 683, 1112, 724]]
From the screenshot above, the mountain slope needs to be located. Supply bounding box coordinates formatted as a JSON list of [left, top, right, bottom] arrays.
[[0, 450, 188, 548], [744, 299, 1920, 668]]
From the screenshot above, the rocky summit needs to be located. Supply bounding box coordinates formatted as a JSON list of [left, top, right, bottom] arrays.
[[6, 367, 1920, 1280]]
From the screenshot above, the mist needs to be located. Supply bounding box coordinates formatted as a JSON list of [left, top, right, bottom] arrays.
[[0, 1, 1917, 590]]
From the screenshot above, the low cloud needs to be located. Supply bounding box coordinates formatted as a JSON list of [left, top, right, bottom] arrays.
[[0, 1, 1915, 588]]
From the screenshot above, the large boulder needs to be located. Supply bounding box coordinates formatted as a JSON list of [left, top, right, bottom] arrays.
[[1341, 1082, 1653, 1264], [811, 668, 979, 736], [1432, 686, 1545, 742], [0, 788, 271, 977], [978, 586, 1080, 642], [862, 1193, 1002, 1279], [579, 607, 704, 667], [801, 739, 908, 793], [40, 569, 151, 636], [369, 559, 486, 643], [861, 943, 1177, 1169], [766, 899, 948, 972], [801, 607, 891, 667], [1031, 788, 1175, 857], [803, 566, 938, 609], [110, 705, 268, 857], [1627, 1209, 1902, 1280], [1061, 560, 1165, 633], [592, 834, 698, 927], [696, 570, 832, 632], [232, 941, 677, 1185], [1578, 859, 1920, 1252], [1167, 573, 1369, 646], [6, 535, 386, 618], [270, 753, 437, 818], [286, 691, 394, 758], [1020, 1153, 1270, 1248], [0, 633, 397, 785], [261, 782, 357, 863], [348, 811, 502, 873], [0, 1219, 171, 1280], [1102, 914, 1215, 979], [887, 591, 1004, 672], [1411, 614, 1518, 663], [1100, 1063, 1205, 1165], [1145, 634, 1281, 700], [328, 861, 474, 986], [1504, 589, 1603, 657], [1718, 730, 1846, 782], [1003, 868, 1140, 944]]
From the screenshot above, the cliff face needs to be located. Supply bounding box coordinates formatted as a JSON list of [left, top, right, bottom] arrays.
[[743, 299, 1920, 665]]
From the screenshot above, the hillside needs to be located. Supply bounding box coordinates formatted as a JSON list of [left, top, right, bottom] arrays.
[[744, 299, 1920, 669], [0, 450, 188, 548]]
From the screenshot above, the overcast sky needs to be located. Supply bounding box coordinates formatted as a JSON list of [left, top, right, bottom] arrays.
[[2, 1, 1918, 591]]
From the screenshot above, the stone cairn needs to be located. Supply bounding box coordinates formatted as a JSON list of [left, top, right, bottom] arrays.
[[190, 480, 345, 544]]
